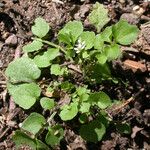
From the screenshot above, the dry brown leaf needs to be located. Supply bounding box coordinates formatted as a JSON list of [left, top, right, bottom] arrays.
[[131, 126, 143, 138], [123, 59, 147, 72]]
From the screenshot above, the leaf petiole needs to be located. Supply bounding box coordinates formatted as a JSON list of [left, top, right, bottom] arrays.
[[33, 38, 66, 54]]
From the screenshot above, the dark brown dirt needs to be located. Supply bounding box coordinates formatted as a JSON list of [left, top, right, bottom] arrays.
[[0, 0, 150, 150]]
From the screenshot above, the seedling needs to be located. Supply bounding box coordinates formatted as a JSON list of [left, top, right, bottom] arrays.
[[5, 2, 139, 149]]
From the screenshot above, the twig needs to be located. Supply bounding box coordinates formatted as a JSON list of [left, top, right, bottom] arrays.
[[121, 46, 139, 53], [9, 97, 16, 112], [60, 61, 74, 67], [141, 15, 150, 21], [14, 44, 21, 59], [106, 88, 145, 118], [0, 127, 10, 139], [52, 2, 60, 19], [0, 70, 7, 80], [0, 81, 6, 85], [68, 64, 82, 74], [52, 0, 64, 4]]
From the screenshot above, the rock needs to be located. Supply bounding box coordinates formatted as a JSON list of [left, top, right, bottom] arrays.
[[5, 34, 18, 46], [143, 109, 150, 126], [0, 2, 5, 8], [123, 59, 147, 72], [120, 13, 140, 25], [119, 0, 125, 4], [74, 4, 91, 20], [133, 5, 144, 16]]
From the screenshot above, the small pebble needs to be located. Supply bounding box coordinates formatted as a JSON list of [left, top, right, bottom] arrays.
[[5, 34, 18, 46], [133, 5, 144, 16], [0, 2, 5, 8], [121, 13, 140, 25], [119, 0, 125, 4]]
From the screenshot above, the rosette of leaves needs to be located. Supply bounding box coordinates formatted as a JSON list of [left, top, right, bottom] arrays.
[[5, 2, 140, 146]]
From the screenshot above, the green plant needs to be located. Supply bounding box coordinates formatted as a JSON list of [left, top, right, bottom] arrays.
[[5, 2, 139, 149]]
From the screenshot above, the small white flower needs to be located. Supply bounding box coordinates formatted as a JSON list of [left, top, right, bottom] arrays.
[[19, 123, 22, 127], [74, 38, 86, 53]]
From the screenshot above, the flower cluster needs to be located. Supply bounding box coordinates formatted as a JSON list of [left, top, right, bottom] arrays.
[[74, 38, 86, 53]]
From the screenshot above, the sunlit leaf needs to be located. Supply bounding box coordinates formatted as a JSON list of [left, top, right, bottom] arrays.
[[50, 64, 67, 76], [33, 48, 59, 68], [104, 44, 121, 60], [58, 21, 83, 45], [80, 31, 95, 50], [112, 20, 139, 45], [5, 57, 41, 83], [59, 102, 78, 121], [88, 91, 112, 109], [7, 83, 41, 109], [13, 130, 36, 150], [96, 53, 107, 64], [88, 2, 110, 32], [23, 40, 43, 52], [40, 97, 55, 110], [32, 17, 50, 38], [21, 113, 46, 135]]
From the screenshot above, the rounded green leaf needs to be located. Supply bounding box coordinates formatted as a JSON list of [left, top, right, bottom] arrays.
[[80, 93, 89, 102], [40, 97, 55, 110], [21, 113, 46, 135], [59, 102, 78, 121], [94, 34, 104, 50], [58, 21, 83, 45], [33, 48, 59, 68], [47, 48, 60, 61], [5, 57, 41, 83], [80, 31, 95, 50], [101, 26, 112, 43], [79, 120, 106, 142], [96, 53, 107, 64], [32, 17, 50, 38], [88, 91, 112, 109], [112, 19, 139, 45], [82, 51, 89, 59], [104, 44, 121, 60], [7, 83, 41, 109], [45, 125, 64, 147], [88, 2, 110, 32], [97, 92, 112, 109], [50, 64, 67, 76], [33, 52, 51, 68], [23, 40, 43, 52], [13, 130, 37, 150], [79, 102, 91, 113], [76, 86, 90, 96]]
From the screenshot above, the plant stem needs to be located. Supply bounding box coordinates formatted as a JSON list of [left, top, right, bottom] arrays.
[[47, 112, 57, 123], [34, 38, 66, 54]]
